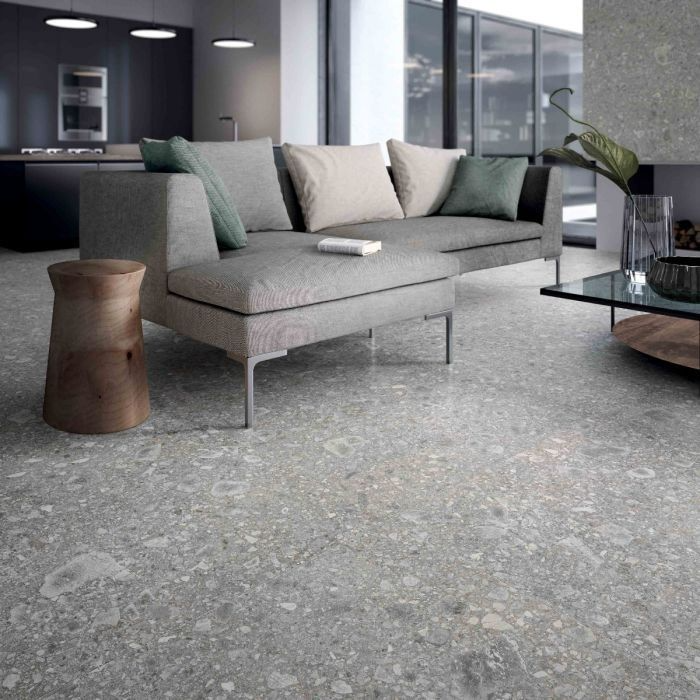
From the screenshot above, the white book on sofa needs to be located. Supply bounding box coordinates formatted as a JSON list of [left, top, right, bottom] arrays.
[[317, 238, 381, 256]]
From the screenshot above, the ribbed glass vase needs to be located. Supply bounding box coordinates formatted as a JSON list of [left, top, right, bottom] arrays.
[[621, 195, 675, 283]]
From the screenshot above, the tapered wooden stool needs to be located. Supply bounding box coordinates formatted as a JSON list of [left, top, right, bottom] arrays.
[[43, 259, 150, 433]]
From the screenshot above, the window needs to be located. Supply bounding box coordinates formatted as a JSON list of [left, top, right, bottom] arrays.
[[456, 13, 473, 151], [480, 19, 534, 156], [541, 31, 594, 211], [406, 1, 443, 148]]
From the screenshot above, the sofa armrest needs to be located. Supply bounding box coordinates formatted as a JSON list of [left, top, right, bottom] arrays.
[[517, 165, 563, 258], [80, 171, 220, 324]]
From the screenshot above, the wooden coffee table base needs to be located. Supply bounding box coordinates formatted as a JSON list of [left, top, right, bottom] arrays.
[[613, 314, 700, 370]]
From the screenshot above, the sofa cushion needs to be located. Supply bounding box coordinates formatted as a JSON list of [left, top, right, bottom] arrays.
[[387, 139, 465, 218], [139, 137, 247, 250], [316, 216, 543, 252], [440, 156, 529, 221], [167, 231, 458, 315], [281, 143, 404, 232], [192, 138, 292, 232]]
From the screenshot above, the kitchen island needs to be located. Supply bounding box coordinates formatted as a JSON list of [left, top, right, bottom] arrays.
[[0, 154, 144, 251]]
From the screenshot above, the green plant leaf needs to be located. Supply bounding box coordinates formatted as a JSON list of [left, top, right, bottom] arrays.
[[539, 146, 628, 191], [563, 132, 579, 146], [576, 131, 639, 192]]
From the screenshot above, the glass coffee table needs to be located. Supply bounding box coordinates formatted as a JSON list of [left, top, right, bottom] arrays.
[[541, 269, 700, 370]]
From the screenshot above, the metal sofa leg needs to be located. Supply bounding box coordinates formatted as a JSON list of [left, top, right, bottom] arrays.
[[368, 328, 374, 339], [545, 256, 561, 285], [227, 349, 287, 428], [424, 310, 454, 365]]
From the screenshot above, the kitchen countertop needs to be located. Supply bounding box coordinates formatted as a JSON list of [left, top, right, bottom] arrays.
[[0, 154, 142, 162]]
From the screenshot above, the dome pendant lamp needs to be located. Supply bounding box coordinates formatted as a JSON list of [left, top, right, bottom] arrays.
[[45, 0, 98, 29], [212, 0, 255, 48], [130, 0, 177, 40]]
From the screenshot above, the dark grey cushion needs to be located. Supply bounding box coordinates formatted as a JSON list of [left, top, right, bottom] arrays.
[[193, 138, 292, 232], [316, 216, 542, 252], [167, 231, 459, 315]]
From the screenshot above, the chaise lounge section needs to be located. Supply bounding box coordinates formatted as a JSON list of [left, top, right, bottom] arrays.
[[80, 172, 458, 427]]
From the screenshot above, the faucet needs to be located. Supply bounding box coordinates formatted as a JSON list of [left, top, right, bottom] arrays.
[[218, 115, 238, 142]]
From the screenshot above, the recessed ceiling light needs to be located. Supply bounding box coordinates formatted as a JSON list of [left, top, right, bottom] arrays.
[[212, 37, 255, 48]]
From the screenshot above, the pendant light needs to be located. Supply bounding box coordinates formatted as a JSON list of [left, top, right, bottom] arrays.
[[45, 0, 98, 29], [212, 0, 255, 48], [130, 0, 177, 40]]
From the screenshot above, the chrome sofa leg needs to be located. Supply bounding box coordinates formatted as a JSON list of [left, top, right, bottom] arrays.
[[425, 310, 454, 364], [227, 349, 287, 428], [545, 256, 561, 285]]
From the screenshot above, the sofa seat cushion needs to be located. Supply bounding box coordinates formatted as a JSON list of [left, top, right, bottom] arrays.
[[167, 231, 459, 315], [316, 216, 543, 253]]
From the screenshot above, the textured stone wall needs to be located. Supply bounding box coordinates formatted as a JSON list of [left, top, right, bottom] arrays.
[[584, 0, 700, 163]]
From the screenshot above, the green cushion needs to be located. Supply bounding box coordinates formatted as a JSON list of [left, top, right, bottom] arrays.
[[140, 137, 247, 250], [439, 156, 529, 221]]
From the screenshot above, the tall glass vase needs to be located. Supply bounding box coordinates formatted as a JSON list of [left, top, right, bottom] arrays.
[[621, 195, 674, 283]]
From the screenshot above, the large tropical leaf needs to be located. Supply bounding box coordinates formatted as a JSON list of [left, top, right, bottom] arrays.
[[576, 131, 639, 191], [539, 145, 629, 191]]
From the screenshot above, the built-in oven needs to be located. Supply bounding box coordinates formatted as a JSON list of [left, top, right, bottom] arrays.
[[58, 64, 108, 142]]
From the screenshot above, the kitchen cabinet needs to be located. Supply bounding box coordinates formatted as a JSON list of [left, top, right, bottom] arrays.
[[0, 3, 19, 154]]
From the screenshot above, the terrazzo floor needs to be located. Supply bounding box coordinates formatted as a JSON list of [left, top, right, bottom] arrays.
[[0, 245, 698, 699]]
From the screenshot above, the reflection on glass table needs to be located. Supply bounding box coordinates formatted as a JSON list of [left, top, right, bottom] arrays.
[[541, 270, 700, 370]]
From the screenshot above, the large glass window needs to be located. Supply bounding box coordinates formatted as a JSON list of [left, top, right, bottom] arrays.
[[456, 13, 473, 151], [480, 19, 534, 156], [542, 31, 594, 212], [405, 1, 443, 147]]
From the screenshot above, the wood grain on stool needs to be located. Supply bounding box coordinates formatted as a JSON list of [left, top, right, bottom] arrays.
[[613, 313, 700, 370], [43, 259, 150, 433]]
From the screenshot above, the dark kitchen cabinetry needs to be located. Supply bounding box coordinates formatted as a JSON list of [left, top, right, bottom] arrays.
[[151, 30, 193, 140], [6, 1, 192, 149], [18, 6, 59, 149], [0, 3, 19, 153], [107, 18, 152, 144]]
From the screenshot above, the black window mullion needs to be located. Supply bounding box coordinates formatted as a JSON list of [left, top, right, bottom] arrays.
[[534, 25, 542, 163], [442, 0, 457, 148]]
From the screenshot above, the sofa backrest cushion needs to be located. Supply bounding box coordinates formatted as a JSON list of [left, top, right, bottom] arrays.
[[281, 142, 404, 232], [387, 139, 465, 218], [440, 156, 529, 221], [140, 136, 248, 250], [193, 137, 293, 232]]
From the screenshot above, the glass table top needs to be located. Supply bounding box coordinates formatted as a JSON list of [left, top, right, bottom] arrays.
[[541, 269, 700, 321]]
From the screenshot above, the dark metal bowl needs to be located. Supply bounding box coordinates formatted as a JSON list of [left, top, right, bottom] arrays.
[[648, 256, 700, 303]]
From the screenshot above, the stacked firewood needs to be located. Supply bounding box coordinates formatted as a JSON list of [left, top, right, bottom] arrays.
[[674, 220, 700, 250]]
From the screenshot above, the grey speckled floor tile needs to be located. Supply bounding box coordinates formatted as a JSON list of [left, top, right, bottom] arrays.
[[0, 245, 698, 699]]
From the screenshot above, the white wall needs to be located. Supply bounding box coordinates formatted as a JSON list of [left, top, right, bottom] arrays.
[[595, 174, 625, 252], [458, 0, 582, 33], [193, 0, 281, 142], [280, 0, 318, 144], [350, 0, 405, 149], [8, 0, 195, 26]]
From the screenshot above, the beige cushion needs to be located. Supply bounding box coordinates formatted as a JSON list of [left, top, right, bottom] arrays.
[[281, 143, 404, 232], [387, 139, 465, 218]]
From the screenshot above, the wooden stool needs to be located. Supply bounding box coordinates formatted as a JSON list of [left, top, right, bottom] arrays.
[[43, 259, 150, 433]]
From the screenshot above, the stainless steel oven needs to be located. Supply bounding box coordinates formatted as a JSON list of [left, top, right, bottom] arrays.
[[58, 64, 108, 142]]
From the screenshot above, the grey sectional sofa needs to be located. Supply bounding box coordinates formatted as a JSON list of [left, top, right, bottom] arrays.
[[80, 146, 561, 427]]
